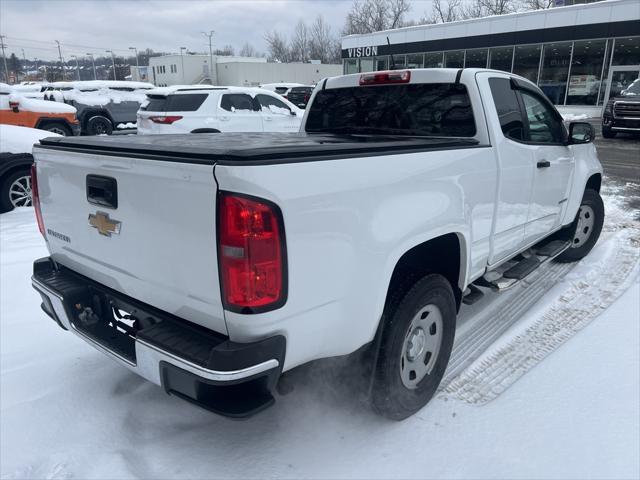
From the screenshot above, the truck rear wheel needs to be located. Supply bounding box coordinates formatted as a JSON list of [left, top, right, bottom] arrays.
[[557, 188, 604, 263], [371, 274, 456, 420]]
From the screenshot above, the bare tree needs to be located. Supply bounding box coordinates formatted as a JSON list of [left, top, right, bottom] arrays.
[[290, 20, 310, 62], [240, 42, 258, 57], [521, 0, 553, 10], [265, 30, 291, 62], [214, 45, 235, 56], [429, 0, 463, 23], [343, 0, 412, 35], [309, 15, 337, 63], [463, 0, 516, 18]]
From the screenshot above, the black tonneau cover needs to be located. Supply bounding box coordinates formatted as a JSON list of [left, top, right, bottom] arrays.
[[38, 133, 481, 166]]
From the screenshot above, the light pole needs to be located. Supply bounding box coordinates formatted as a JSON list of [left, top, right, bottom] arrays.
[[0, 35, 8, 83], [21, 48, 27, 79], [201, 30, 214, 84], [128, 47, 139, 80], [86, 53, 97, 80], [106, 50, 116, 80], [55, 40, 64, 80], [70, 55, 80, 80], [180, 46, 186, 84]]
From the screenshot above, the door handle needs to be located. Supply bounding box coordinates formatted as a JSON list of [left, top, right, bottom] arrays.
[[537, 160, 551, 168]]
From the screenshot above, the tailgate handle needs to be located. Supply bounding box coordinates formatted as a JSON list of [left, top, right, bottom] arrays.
[[86, 175, 118, 209]]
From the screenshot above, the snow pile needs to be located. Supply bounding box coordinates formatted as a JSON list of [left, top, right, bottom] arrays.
[[0, 124, 61, 154], [7, 93, 76, 114], [116, 122, 137, 129], [57, 88, 149, 107], [561, 113, 589, 121]]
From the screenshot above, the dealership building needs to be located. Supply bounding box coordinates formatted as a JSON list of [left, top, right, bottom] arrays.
[[132, 54, 341, 88], [341, 0, 640, 115]]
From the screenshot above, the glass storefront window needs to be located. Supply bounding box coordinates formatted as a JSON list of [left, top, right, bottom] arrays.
[[612, 36, 640, 66], [424, 52, 444, 68], [465, 48, 488, 68], [445, 50, 464, 68], [489, 47, 513, 72], [407, 53, 424, 69], [566, 39, 607, 105], [598, 39, 613, 105], [375, 56, 389, 71], [389, 54, 407, 69], [360, 57, 375, 73], [345, 59, 358, 74], [513, 44, 541, 83], [539, 42, 573, 105]]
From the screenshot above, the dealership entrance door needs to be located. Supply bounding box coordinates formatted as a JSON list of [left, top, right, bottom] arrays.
[[603, 65, 640, 104]]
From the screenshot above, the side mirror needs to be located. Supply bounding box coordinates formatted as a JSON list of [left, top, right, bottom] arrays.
[[568, 122, 594, 144], [9, 100, 19, 113]]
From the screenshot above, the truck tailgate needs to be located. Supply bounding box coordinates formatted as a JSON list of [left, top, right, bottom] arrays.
[[32, 146, 227, 335]]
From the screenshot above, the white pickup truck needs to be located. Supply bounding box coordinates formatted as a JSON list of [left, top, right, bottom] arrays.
[[31, 68, 604, 420]]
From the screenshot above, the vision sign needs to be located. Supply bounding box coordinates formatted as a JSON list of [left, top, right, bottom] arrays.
[[347, 46, 379, 58]]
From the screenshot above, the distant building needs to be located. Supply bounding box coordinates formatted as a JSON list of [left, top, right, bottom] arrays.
[[341, 0, 640, 116], [136, 54, 341, 87]]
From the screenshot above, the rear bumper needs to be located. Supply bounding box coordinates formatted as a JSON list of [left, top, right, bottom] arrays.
[[32, 257, 285, 418]]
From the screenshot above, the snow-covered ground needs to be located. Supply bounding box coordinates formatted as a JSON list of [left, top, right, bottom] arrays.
[[1, 184, 638, 479]]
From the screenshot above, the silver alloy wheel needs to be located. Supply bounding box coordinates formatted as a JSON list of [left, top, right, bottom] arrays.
[[9, 174, 33, 208], [400, 304, 443, 389], [46, 126, 67, 136], [572, 205, 595, 248]]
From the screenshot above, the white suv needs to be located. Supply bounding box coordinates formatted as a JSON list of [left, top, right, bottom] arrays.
[[136, 86, 303, 135]]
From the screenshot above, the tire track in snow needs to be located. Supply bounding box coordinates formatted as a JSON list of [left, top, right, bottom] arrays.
[[442, 228, 639, 404]]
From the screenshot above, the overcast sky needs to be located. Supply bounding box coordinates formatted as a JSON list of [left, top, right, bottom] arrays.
[[1, 0, 435, 61]]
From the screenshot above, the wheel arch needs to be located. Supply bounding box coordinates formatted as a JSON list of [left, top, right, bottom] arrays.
[[383, 232, 467, 313], [79, 109, 114, 129], [585, 173, 601, 193]]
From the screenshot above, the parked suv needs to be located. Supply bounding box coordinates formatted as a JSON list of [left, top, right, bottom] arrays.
[[287, 86, 315, 108], [136, 86, 302, 135], [259, 83, 304, 99], [1, 83, 79, 136], [44, 81, 154, 135], [602, 77, 640, 138]]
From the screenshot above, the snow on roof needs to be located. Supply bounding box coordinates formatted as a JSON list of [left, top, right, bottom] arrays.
[[48, 80, 154, 90], [0, 124, 61, 154]]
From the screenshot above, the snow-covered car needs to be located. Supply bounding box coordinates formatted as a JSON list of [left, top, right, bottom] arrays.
[[136, 85, 303, 135], [30, 69, 604, 420], [43, 81, 154, 135], [259, 82, 305, 99], [0, 124, 60, 212], [0, 83, 80, 136]]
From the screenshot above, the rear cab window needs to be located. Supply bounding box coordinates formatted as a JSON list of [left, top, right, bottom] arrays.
[[142, 93, 208, 112], [305, 83, 476, 137]]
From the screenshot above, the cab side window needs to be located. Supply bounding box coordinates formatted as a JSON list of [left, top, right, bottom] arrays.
[[520, 91, 564, 144], [220, 94, 256, 112], [256, 94, 292, 115], [489, 78, 525, 141]]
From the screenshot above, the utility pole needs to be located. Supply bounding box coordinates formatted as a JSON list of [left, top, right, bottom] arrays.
[[21, 48, 27, 79], [86, 53, 97, 80], [180, 46, 186, 84], [70, 55, 80, 80], [0, 35, 9, 83], [128, 47, 140, 80], [55, 40, 64, 81], [201, 30, 214, 84], [106, 50, 116, 80]]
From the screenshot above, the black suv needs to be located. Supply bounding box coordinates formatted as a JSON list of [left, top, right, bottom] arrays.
[[602, 78, 640, 138], [286, 86, 314, 109]]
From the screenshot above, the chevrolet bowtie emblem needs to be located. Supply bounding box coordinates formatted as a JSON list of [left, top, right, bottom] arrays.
[[88, 211, 121, 237]]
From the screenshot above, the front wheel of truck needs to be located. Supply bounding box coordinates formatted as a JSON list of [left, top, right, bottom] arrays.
[[557, 188, 604, 263], [371, 274, 456, 421]]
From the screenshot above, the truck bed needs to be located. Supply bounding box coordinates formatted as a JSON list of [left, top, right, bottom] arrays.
[[38, 133, 481, 166]]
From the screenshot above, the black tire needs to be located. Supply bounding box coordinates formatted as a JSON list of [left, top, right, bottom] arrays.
[[371, 274, 456, 421], [557, 189, 604, 263], [0, 168, 33, 213], [40, 122, 71, 136], [86, 115, 113, 136], [601, 126, 616, 139]]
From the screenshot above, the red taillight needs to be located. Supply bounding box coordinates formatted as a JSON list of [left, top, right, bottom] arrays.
[[149, 115, 183, 124], [31, 164, 45, 237], [218, 192, 286, 312], [359, 70, 411, 85]]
